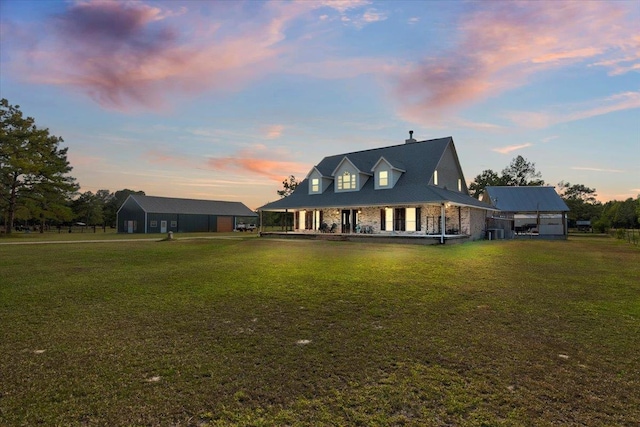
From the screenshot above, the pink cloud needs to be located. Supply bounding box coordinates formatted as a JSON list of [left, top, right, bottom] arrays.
[[206, 148, 308, 182], [506, 91, 640, 128], [144, 149, 194, 168], [394, 1, 638, 122], [264, 125, 285, 139], [492, 143, 532, 154], [571, 167, 624, 173], [320, 1, 371, 14], [9, 1, 299, 111]]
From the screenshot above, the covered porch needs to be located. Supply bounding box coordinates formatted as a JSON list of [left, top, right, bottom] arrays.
[[258, 203, 487, 244]]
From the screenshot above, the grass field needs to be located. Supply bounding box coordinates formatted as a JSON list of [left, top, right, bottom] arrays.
[[1, 235, 638, 426]]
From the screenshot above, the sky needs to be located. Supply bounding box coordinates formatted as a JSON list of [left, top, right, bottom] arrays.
[[1, 0, 638, 210]]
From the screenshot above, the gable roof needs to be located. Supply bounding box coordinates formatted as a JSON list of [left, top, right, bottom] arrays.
[[370, 156, 406, 173], [331, 156, 371, 176], [125, 195, 257, 216], [260, 137, 490, 211], [484, 186, 569, 212]]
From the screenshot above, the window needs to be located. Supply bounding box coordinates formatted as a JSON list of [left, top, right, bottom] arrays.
[[338, 171, 356, 190], [433, 170, 438, 185], [170, 221, 177, 228], [314, 210, 323, 230], [305, 210, 314, 230], [406, 207, 421, 231], [299, 210, 306, 229], [150, 220, 157, 227], [379, 170, 388, 187], [311, 178, 319, 193], [406, 208, 416, 232], [380, 208, 394, 231]]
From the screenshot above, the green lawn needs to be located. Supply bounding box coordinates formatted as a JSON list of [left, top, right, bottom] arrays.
[[1, 236, 638, 426]]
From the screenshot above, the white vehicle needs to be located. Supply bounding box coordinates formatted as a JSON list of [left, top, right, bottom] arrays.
[[236, 223, 257, 232]]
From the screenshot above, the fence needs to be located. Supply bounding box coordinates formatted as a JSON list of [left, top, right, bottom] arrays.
[[609, 228, 639, 246]]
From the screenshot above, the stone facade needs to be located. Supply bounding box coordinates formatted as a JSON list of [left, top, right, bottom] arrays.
[[293, 204, 486, 240]]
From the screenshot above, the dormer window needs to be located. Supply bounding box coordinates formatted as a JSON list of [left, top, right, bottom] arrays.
[[379, 170, 388, 187], [311, 178, 319, 193], [338, 171, 356, 190]]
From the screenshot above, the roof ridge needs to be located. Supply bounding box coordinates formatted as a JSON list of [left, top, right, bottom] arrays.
[[136, 194, 243, 204], [324, 136, 452, 159]]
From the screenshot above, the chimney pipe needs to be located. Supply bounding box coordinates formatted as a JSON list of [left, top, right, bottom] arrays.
[[405, 130, 416, 144]]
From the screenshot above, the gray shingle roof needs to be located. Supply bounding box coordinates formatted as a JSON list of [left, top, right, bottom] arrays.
[[259, 137, 491, 211], [484, 186, 569, 212], [129, 195, 257, 216]]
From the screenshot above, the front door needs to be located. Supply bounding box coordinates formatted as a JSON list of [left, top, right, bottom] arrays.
[[341, 209, 358, 233], [341, 210, 351, 233], [160, 220, 167, 233], [127, 221, 134, 234]]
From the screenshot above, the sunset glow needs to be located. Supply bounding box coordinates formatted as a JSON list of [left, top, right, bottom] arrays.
[[1, 0, 638, 207]]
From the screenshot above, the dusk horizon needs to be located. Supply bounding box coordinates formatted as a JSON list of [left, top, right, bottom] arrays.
[[1, 0, 638, 209]]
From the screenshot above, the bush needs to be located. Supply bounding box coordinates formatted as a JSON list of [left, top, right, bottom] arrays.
[[592, 218, 609, 233]]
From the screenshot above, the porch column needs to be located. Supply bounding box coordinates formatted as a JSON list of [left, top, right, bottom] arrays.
[[440, 203, 446, 244]]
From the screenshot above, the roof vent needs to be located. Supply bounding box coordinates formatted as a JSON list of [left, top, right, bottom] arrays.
[[405, 130, 417, 144]]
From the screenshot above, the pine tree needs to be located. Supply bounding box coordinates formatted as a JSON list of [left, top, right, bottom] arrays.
[[1, 99, 78, 234]]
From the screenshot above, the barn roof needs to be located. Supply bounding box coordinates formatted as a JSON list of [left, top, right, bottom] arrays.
[[127, 195, 257, 216], [260, 137, 491, 211], [484, 186, 569, 212]]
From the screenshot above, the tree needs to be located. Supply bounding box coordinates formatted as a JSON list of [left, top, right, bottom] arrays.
[[468, 169, 504, 198], [469, 155, 545, 199], [557, 181, 602, 223], [72, 191, 105, 226], [613, 198, 638, 229], [1, 99, 78, 234], [277, 175, 299, 198], [103, 189, 145, 227], [557, 181, 597, 203], [596, 198, 640, 231], [501, 155, 545, 187]]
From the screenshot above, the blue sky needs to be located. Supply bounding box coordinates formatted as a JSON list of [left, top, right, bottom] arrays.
[[1, 0, 638, 209]]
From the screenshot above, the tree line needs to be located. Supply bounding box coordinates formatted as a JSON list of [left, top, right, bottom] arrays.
[[2, 98, 638, 234], [468, 156, 640, 231], [1, 99, 146, 234]]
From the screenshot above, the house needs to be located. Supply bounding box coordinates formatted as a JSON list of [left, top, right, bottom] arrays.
[[117, 195, 257, 234], [482, 186, 569, 239], [258, 135, 494, 244]]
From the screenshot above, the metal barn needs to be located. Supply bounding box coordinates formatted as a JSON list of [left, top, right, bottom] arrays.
[[116, 195, 257, 234]]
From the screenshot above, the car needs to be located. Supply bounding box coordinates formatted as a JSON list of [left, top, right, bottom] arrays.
[[235, 223, 257, 232]]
